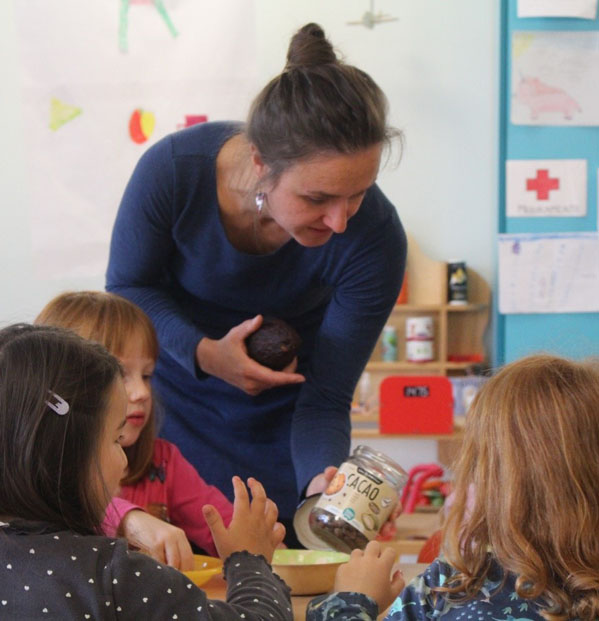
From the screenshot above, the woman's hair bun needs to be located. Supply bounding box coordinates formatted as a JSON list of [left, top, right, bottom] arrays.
[[286, 23, 337, 69]]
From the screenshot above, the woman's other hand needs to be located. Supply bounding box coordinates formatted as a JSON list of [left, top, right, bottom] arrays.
[[202, 476, 285, 562], [119, 509, 194, 571], [305, 465, 338, 497], [195, 315, 305, 396], [334, 541, 405, 613]]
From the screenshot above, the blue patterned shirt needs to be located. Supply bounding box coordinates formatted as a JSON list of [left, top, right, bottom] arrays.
[[306, 558, 545, 621]]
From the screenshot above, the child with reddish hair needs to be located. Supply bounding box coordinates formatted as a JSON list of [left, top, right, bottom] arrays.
[[36, 291, 233, 568], [308, 355, 599, 620]]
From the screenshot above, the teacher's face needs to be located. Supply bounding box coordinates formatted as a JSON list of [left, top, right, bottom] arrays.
[[256, 144, 382, 247]]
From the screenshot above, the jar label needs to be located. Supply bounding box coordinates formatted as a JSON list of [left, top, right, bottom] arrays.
[[314, 462, 398, 539], [406, 339, 434, 362], [406, 316, 434, 340]]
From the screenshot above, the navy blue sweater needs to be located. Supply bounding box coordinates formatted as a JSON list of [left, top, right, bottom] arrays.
[[106, 122, 406, 522]]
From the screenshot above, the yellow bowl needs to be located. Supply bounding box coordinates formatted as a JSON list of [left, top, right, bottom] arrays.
[[272, 549, 350, 595], [182, 554, 223, 587]]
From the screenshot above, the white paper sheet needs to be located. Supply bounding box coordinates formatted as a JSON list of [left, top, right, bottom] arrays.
[[506, 159, 587, 217], [518, 0, 598, 19], [511, 31, 599, 126], [498, 232, 599, 314], [14, 0, 257, 279]]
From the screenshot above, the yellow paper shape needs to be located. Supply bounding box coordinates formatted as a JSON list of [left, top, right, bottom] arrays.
[[140, 110, 156, 138], [49, 97, 82, 131]]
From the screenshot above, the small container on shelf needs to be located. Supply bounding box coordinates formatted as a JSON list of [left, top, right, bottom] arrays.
[[405, 316, 434, 363], [381, 325, 398, 361], [449, 375, 488, 415], [406, 340, 434, 362], [358, 371, 372, 409], [352, 371, 377, 415], [406, 316, 433, 339], [447, 260, 468, 305], [396, 272, 409, 304]]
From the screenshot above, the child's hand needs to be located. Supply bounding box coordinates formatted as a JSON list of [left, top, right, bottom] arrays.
[[202, 476, 285, 563], [119, 509, 194, 571], [334, 541, 405, 613]]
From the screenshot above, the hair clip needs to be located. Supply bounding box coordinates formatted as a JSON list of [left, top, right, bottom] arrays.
[[45, 390, 70, 416], [255, 191, 266, 214]]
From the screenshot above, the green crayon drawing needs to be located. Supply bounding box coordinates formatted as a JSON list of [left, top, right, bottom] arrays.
[[119, 0, 178, 53], [49, 98, 82, 131]]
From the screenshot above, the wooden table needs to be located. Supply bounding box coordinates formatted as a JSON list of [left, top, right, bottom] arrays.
[[203, 563, 428, 620], [394, 511, 441, 540], [381, 510, 442, 561]]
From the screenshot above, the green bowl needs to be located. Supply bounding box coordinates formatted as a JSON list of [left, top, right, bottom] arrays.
[[272, 549, 350, 595], [272, 549, 349, 565]]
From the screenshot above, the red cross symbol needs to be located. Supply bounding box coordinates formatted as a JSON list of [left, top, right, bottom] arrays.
[[526, 169, 559, 200]]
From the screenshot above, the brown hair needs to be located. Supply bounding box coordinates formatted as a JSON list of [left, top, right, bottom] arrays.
[[246, 22, 402, 182], [442, 354, 599, 619], [0, 324, 121, 534], [35, 291, 158, 485]]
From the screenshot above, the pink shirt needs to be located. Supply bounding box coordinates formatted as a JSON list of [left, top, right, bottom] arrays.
[[103, 438, 233, 557]]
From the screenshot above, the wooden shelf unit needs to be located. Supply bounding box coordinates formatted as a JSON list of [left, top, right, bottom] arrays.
[[351, 235, 490, 435]]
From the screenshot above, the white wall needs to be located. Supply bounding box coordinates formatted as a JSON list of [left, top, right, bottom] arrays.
[[1, 0, 499, 335], [255, 0, 500, 283]]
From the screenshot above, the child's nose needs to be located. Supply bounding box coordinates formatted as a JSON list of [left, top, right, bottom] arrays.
[[127, 376, 150, 402]]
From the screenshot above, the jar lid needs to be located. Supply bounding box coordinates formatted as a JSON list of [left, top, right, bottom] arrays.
[[292, 494, 334, 551]]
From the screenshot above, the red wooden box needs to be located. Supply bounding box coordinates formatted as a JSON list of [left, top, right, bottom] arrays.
[[379, 376, 453, 434]]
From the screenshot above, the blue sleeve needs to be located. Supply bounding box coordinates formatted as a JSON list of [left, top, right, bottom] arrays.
[[110, 545, 292, 620], [106, 137, 206, 376], [304, 558, 450, 621], [291, 195, 406, 492], [306, 591, 379, 620], [386, 560, 454, 620]]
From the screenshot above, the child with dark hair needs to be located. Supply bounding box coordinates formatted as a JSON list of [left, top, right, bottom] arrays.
[[0, 323, 291, 619], [36, 291, 233, 569], [307, 355, 599, 620]]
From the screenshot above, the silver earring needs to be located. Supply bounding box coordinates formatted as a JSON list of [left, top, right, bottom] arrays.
[[255, 192, 266, 214]]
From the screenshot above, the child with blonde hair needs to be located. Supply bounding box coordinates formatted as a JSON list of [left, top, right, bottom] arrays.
[[0, 323, 290, 619], [36, 291, 233, 569], [307, 354, 599, 620]]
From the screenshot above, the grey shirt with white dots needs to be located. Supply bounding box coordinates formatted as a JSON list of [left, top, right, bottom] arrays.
[[0, 521, 292, 620]]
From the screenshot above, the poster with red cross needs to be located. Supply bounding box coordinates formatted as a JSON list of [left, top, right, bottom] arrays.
[[506, 159, 587, 217]]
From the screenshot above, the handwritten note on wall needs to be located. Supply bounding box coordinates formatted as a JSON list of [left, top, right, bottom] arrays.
[[498, 232, 599, 314]]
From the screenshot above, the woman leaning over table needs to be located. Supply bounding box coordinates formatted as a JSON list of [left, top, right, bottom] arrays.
[[106, 23, 406, 546]]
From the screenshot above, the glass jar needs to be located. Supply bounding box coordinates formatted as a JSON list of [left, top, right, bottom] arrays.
[[307, 446, 408, 553]]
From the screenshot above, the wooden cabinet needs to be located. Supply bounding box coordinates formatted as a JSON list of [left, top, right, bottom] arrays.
[[352, 235, 490, 432]]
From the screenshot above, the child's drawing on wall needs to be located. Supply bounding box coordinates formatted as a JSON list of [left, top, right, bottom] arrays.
[[514, 76, 581, 121], [511, 31, 599, 126]]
